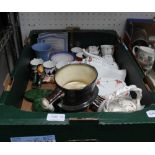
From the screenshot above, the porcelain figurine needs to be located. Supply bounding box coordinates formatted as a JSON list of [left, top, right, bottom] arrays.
[[32, 64, 45, 88]]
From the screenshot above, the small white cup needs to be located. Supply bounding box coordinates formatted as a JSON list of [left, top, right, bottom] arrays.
[[43, 60, 55, 75], [88, 46, 99, 55], [101, 45, 114, 56], [30, 58, 43, 71]]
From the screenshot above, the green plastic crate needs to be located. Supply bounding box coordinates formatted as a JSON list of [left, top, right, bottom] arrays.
[[0, 30, 155, 142]]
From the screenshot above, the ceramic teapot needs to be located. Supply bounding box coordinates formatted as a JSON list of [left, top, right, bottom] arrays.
[[98, 85, 144, 112]]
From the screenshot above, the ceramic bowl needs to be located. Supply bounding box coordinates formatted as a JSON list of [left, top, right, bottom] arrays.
[[32, 43, 52, 61]]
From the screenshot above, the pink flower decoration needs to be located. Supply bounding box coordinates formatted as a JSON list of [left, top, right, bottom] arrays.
[[96, 80, 100, 85], [88, 57, 92, 62], [115, 80, 122, 85]]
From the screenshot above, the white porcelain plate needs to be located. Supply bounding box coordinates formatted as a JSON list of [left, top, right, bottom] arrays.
[[50, 52, 75, 64]]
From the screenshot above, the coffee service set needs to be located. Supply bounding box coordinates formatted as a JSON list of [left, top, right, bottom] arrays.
[[29, 43, 144, 113]]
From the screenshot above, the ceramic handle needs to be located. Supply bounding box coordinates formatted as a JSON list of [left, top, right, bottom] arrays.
[[132, 46, 139, 56], [82, 48, 101, 59], [116, 85, 142, 100]]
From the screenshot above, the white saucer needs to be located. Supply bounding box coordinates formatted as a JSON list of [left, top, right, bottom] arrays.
[[71, 47, 83, 54], [50, 52, 74, 64]]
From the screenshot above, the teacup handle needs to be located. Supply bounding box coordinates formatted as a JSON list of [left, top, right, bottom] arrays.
[[132, 46, 140, 56], [42, 87, 65, 111]]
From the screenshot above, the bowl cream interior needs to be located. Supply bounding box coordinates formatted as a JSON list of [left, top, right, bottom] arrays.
[[55, 64, 97, 90]]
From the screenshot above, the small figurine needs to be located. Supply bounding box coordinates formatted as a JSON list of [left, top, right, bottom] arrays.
[[32, 64, 45, 88]]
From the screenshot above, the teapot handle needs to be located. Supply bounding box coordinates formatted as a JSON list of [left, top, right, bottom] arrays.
[[132, 46, 140, 56], [115, 85, 141, 99], [115, 85, 142, 108]]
